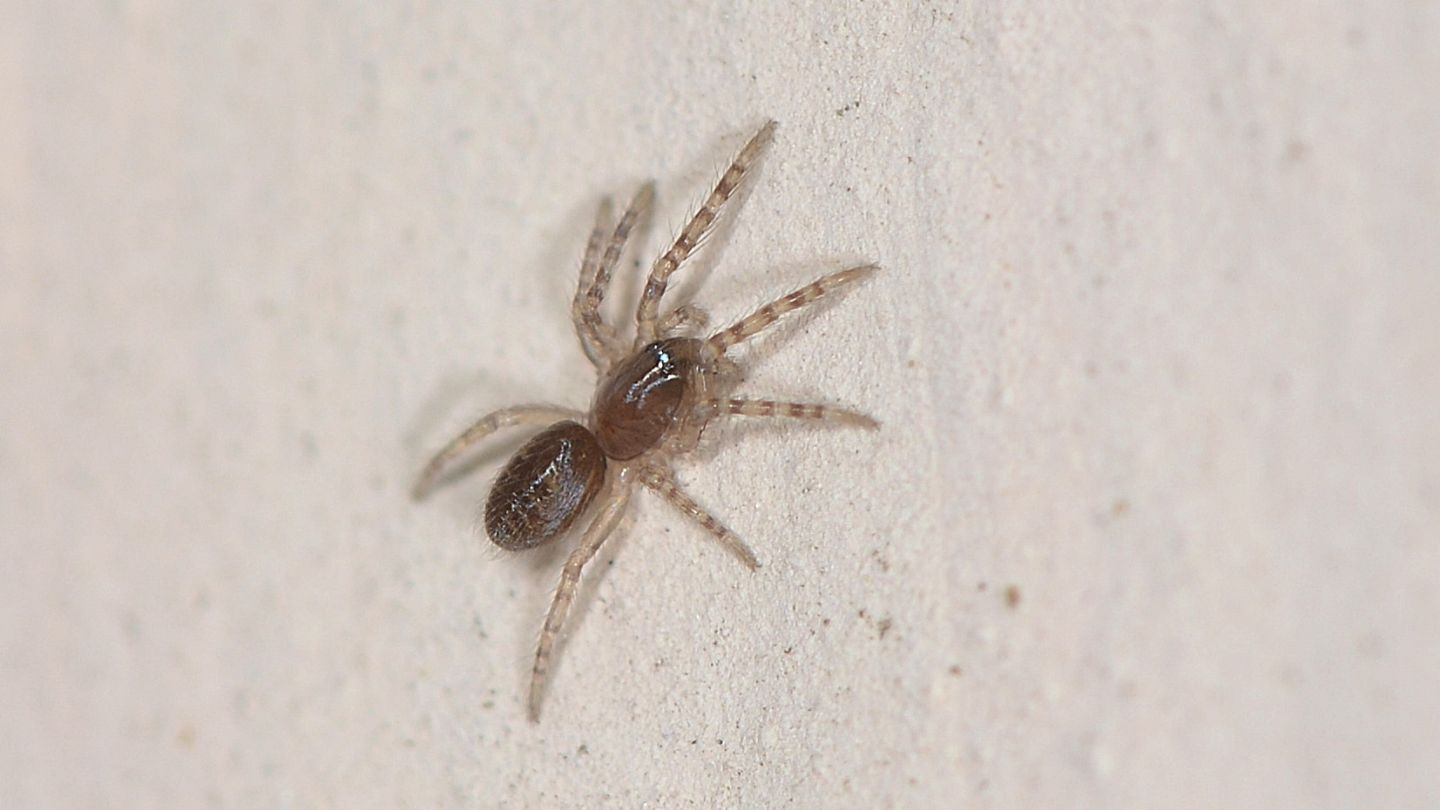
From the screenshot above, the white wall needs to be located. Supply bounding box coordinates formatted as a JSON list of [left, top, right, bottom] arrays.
[[3, 2, 1437, 807]]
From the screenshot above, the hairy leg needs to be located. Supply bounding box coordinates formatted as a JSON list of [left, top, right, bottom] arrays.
[[639, 466, 759, 570], [707, 263, 878, 354], [699, 397, 878, 429], [411, 405, 582, 500], [576, 184, 656, 367], [529, 482, 633, 721], [635, 121, 776, 344]]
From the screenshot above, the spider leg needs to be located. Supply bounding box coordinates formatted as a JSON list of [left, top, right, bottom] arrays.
[[699, 397, 878, 429], [575, 184, 656, 368], [707, 263, 878, 354], [411, 405, 582, 500], [657, 304, 710, 336], [635, 121, 776, 344], [529, 482, 633, 722], [639, 465, 759, 571], [571, 198, 616, 367]]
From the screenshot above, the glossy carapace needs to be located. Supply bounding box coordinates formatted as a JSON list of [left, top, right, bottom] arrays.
[[591, 337, 703, 460]]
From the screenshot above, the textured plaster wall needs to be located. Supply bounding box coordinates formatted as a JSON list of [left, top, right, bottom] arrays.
[[2, 2, 1437, 808]]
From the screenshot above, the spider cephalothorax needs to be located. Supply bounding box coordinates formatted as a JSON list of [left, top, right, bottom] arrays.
[[412, 121, 878, 721]]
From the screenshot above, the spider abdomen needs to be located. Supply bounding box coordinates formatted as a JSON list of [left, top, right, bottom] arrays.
[[592, 338, 704, 460], [484, 421, 607, 550]]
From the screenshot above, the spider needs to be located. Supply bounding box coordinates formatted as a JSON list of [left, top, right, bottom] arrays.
[[411, 120, 879, 721]]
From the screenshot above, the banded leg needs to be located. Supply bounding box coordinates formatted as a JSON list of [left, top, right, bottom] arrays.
[[635, 121, 777, 344], [529, 483, 633, 721], [707, 263, 878, 354], [571, 198, 616, 366], [701, 397, 878, 429], [577, 183, 657, 367], [411, 405, 582, 500], [639, 466, 759, 571]]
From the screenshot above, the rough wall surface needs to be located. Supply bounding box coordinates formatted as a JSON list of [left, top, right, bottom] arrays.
[[2, 2, 1436, 807]]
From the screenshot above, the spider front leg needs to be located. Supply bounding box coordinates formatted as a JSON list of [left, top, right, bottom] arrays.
[[573, 183, 656, 369], [411, 405, 582, 500], [634, 121, 776, 345], [529, 480, 633, 721], [639, 465, 759, 570], [707, 263, 878, 354]]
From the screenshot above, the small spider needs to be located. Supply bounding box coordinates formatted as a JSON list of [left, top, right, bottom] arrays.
[[412, 121, 879, 721]]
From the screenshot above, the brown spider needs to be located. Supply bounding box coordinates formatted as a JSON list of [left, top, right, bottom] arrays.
[[411, 121, 879, 721]]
